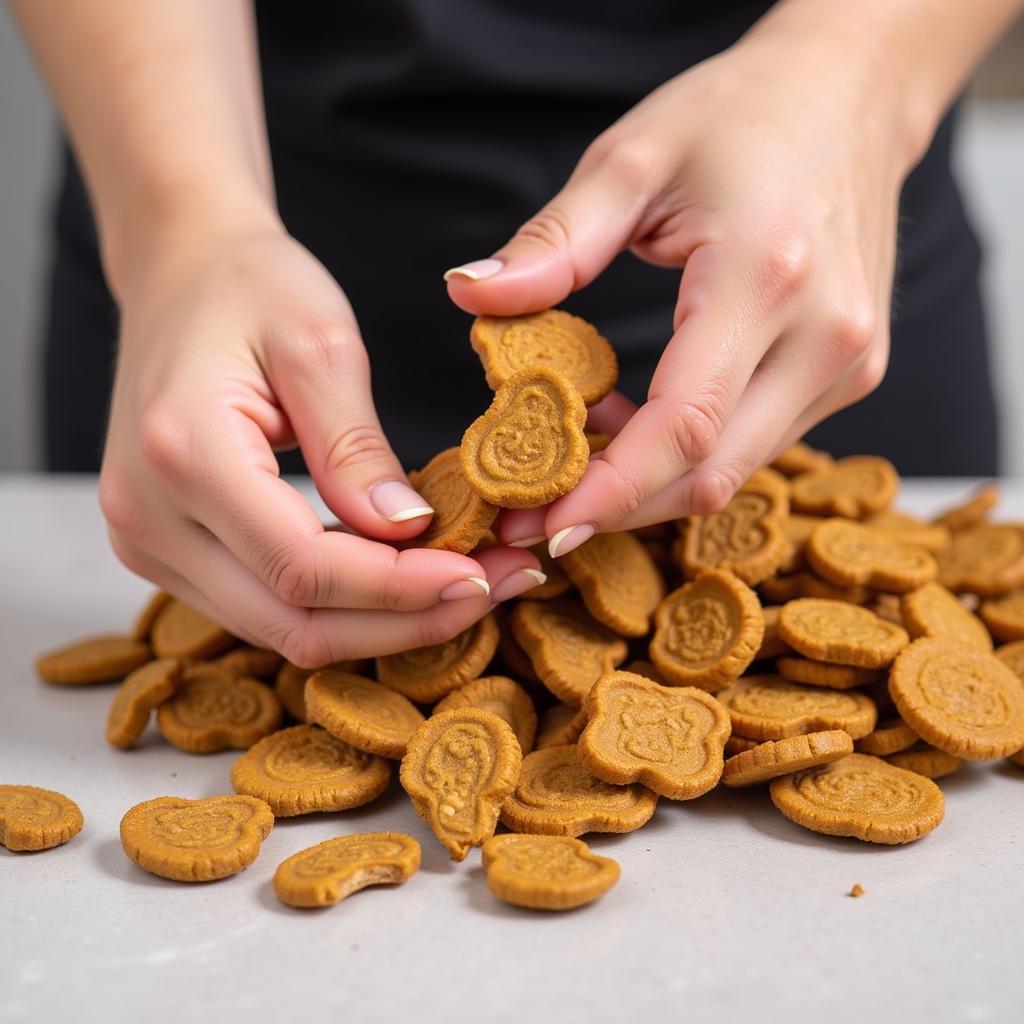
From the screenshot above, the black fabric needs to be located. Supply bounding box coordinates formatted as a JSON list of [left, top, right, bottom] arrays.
[[40, 0, 998, 476]]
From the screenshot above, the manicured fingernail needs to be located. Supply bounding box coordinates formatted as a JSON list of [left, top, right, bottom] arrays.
[[442, 258, 503, 283], [507, 535, 547, 549], [439, 576, 491, 601], [369, 480, 434, 523], [492, 569, 547, 602], [548, 523, 596, 559]]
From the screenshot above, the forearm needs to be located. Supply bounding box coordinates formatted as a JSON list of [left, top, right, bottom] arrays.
[[11, 0, 278, 299]]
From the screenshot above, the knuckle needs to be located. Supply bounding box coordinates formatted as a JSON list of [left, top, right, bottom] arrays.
[[264, 545, 325, 608], [664, 394, 724, 466], [138, 408, 194, 481], [107, 528, 148, 577], [831, 300, 878, 361], [416, 610, 469, 650], [689, 468, 742, 516], [323, 422, 393, 476], [589, 133, 659, 192], [759, 229, 812, 305], [287, 321, 368, 376], [849, 347, 888, 401], [516, 205, 574, 254], [98, 470, 141, 536], [276, 620, 336, 670], [379, 568, 410, 613]]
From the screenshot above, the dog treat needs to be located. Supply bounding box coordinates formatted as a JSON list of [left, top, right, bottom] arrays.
[[770, 752, 944, 844], [579, 671, 731, 800], [0, 785, 84, 852], [150, 598, 236, 661], [758, 572, 871, 606], [807, 519, 937, 593], [722, 730, 854, 788], [400, 708, 522, 860], [561, 531, 665, 637], [901, 582, 993, 651], [120, 794, 274, 882], [936, 524, 1024, 596], [131, 590, 172, 641], [106, 657, 181, 749], [230, 724, 390, 816], [889, 637, 1024, 759], [979, 589, 1024, 642], [209, 647, 283, 681], [778, 599, 909, 668], [775, 657, 881, 689], [407, 447, 499, 553], [273, 659, 369, 722], [624, 659, 666, 683], [934, 482, 999, 532], [725, 734, 760, 756], [771, 441, 833, 478], [305, 671, 425, 759], [501, 744, 658, 837], [586, 430, 612, 454], [716, 675, 877, 740], [470, 309, 618, 407], [994, 639, 1024, 680], [273, 832, 421, 909], [35, 634, 152, 685], [778, 514, 820, 573], [460, 365, 589, 508], [433, 675, 538, 754], [863, 510, 950, 553], [495, 611, 542, 683], [377, 613, 499, 704], [789, 455, 898, 519], [854, 718, 919, 756], [156, 665, 282, 754], [754, 606, 790, 660], [649, 570, 764, 692], [887, 743, 963, 779], [536, 704, 589, 750], [481, 834, 620, 911]]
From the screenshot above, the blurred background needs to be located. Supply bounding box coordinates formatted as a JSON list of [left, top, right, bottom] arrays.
[[1, 11, 1022, 475]]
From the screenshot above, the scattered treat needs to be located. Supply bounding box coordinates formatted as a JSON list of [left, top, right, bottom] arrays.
[[460, 365, 589, 508], [934, 482, 999, 532], [770, 441, 833, 478], [400, 708, 522, 860], [722, 730, 854, 788], [481, 834, 620, 911], [150, 598, 235, 661], [105, 658, 181, 749], [305, 671, 425, 759], [535, 704, 589, 750], [789, 455, 898, 519], [230, 724, 390, 816], [649, 570, 763, 692], [0, 785, 84, 852], [769, 753, 944, 845], [753, 606, 790, 660], [854, 718, 919, 757], [119, 794, 274, 882], [130, 590, 172, 642], [848, 884, 865, 898], [209, 647, 283, 681], [433, 675, 538, 754], [35, 634, 152, 686], [807, 519, 937, 593], [979, 589, 1024, 642], [407, 447, 498, 553], [863, 510, 950, 552], [376, 613, 499, 704], [936, 524, 1024, 596], [887, 743, 963, 779], [273, 832, 421, 909], [777, 599, 909, 669], [522, 542, 572, 599], [758, 572, 871, 606], [156, 665, 282, 754], [775, 657, 881, 690], [901, 581, 993, 652], [889, 638, 1024, 759]]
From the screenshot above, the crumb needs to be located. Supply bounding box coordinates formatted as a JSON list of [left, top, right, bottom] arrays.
[[848, 883, 865, 898]]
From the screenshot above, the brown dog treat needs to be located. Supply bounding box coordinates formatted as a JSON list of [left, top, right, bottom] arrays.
[[230, 724, 390, 816], [778, 515, 821, 574], [407, 447, 499, 553], [273, 832, 421, 909], [624, 659, 666, 683], [936, 524, 1024, 596], [120, 795, 274, 882], [863, 511, 950, 553], [753, 606, 791, 660], [433, 675, 538, 754], [501, 744, 658, 837], [886, 743, 963, 779], [902, 582, 993, 650], [889, 637, 1024, 759], [273, 659, 369, 722], [0, 785, 84, 852], [725, 734, 761, 756], [131, 590, 172, 641], [150, 599, 236, 661], [460, 366, 589, 508], [776, 657, 881, 690], [722, 730, 854, 788], [769, 753, 944, 844], [854, 718, 920, 756], [35, 634, 152, 686], [934, 482, 999, 532], [470, 309, 618, 407], [778, 599, 909, 669], [495, 611, 542, 684], [511, 600, 628, 707], [535, 704, 589, 749], [716, 674, 877, 741], [522, 542, 572, 599], [106, 658, 182, 749], [758, 572, 872, 606], [871, 593, 904, 626], [585, 430, 613, 454], [210, 647, 284, 680], [770, 441, 833, 478], [649, 570, 764, 692], [579, 671, 731, 800], [789, 455, 898, 519], [156, 666, 282, 753], [807, 519, 937, 593], [305, 671, 425, 759], [994, 639, 1024, 681], [376, 612, 499, 704], [979, 589, 1024, 642], [482, 834, 620, 911], [861, 678, 898, 717]]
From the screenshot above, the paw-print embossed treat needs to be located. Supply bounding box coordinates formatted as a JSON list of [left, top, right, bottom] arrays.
[[579, 671, 731, 800], [778, 598, 909, 669], [902, 582, 993, 651], [35, 634, 152, 685], [433, 676, 538, 754], [150, 598, 236, 661], [936, 523, 1024, 596], [400, 708, 522, 860], [119, 794, 274, 881], [407, 447, 498, 553], [106, 657, 181, 749], [230, 725, 390, 816], [0, 785, 84, 851], [807, 519, 937, 593], [722, 730, 853, 788], [789, 455, 898, 519], [273, 832, 421, 908]]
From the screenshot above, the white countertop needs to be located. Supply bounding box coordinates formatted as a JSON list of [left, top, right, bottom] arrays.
[[2, 476, 1023, 1024]]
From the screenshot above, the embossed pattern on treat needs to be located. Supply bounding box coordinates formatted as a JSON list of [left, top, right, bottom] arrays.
[[934, 483, 999, 532], [0, 785, 84, 851], [407, 447, 498, 553], [119, 795, 274, 881], [778, 598, 909, 668], [854, 718, 919, 756], [433, 675, 538, 754], [501, 744, 658, 837], [35, 634, 152, 685], [979, 589, 1024, 643], [535, 704, 589, 749], [470, 309, 618, 407], [936, 524, 1024, 596], [769, 753, 944, 844], [230, 724, 390, 816], [649, 570, 763, 692], [273, 832, 421, 908], [902, 582, 993, 651], [579, 671, 731, 800], [460, 366, 589, 508], [808, 519, 937, 593], [789, 455, 898, 519], [400, 708, 522, 860], [722, 730, 854, 788], [775, 656, 880, 690], [886, 743, 963, 779], [562, 531, 665, 637], [482, 834, 620, 910], [106, 657, 181, 749], [888, 637, 1024, 759], [150, 598, 236, 661]]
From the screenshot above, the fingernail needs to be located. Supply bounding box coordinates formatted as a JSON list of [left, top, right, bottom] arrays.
[[492, 569, 547, 602], [442, 258, 503, 283], [369, 480, 434, 523], [440, 576, 491, 601], [548, 523, 596, 559], [507, 534, 547, 549]]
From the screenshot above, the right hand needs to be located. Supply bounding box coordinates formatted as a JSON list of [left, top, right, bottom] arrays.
[[99, 222, 541, 666]]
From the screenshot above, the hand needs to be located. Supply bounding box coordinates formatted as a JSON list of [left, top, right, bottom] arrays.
[[100, 223, 541, 665], [447, 14, 922, 554]]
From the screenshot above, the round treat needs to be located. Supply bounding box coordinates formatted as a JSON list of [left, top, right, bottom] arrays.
[[150, 599, 235, 660], [863, 510, 950, 552], [722, 730, 853, 788], [407, 447, 498, 553], [776, 657, 880, 690], [778, 598, 909, 669], [789, 455, 898, 519], [771, 441, 833, 478], [887, 743, 963, 779], [35, 634, 152, 685], [131, 590, 172, 641], [902, 582, 993, 651], [0, 785, 84, 852]]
